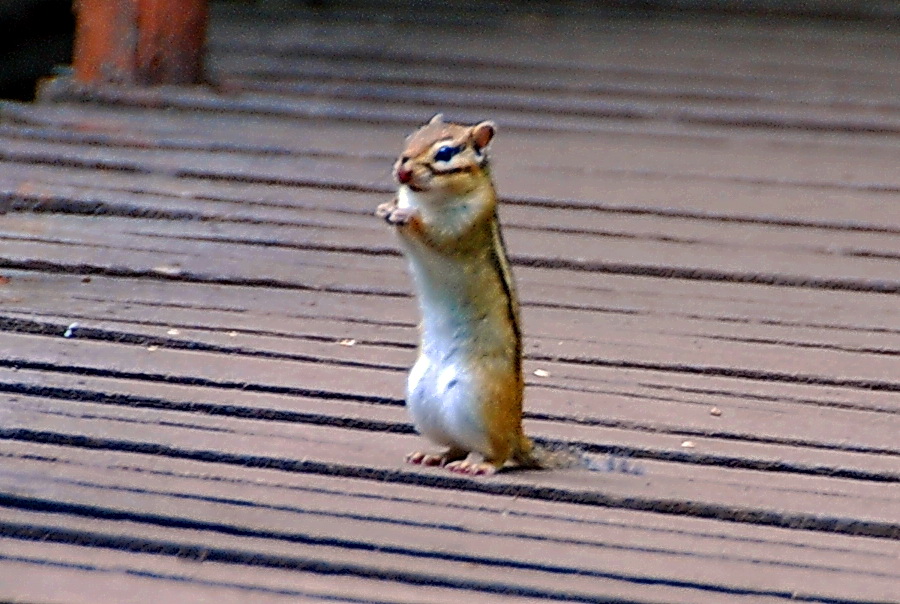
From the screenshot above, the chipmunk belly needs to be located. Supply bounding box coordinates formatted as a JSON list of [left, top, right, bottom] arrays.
[[401, 242, 515, 457], [407, 348, 490, 455]]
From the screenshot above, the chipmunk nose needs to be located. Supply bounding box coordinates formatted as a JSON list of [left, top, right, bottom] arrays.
[[396, 166, 413, 184]]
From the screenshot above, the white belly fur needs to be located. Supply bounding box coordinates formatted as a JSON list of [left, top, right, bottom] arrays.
[[406, 333, 492, 457], [398, 188, 499, 456], [404, 247, 496, 455]]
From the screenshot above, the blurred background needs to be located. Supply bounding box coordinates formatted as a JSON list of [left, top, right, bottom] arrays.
[[1, 0, 897, 101]]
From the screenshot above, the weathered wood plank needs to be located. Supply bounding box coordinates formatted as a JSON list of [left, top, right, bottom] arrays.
[[3, 207, 898, 299], [3, 428, 891, 600], [2, 280, 898, 441], [1, 358, 896, 490], [5, 437, 896, 560], [3, 434, 897, 604], [2, 266, 897, 436], [0, 474, 891, 601], [1, 214, 897, 389], [4, 507, 665, 604], [16, 438, 900, 563], [0, 547, 342, 604], [2, 197, 898, 303], [3, 254, 897, 343], [4, 105, 900, 226], [3, 378, 898, 532], [1, 3, 899, 603], [4, 394, 893, 601], [1, 260, 897, 390]]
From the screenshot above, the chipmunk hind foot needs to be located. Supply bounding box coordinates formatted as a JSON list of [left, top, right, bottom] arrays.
[[406, 447, 467, 467], [445, 458, 500, 476]]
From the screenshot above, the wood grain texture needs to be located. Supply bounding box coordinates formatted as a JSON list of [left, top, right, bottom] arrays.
[[1, 2, 898, 603]]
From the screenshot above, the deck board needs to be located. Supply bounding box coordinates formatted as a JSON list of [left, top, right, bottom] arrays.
[[1, 2, 898, 603]]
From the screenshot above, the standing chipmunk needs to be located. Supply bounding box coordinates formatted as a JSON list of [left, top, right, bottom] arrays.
[[376, 114, 539, 476]]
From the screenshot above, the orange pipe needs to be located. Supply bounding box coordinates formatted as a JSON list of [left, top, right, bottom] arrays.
[[73, 0, 207, 86]]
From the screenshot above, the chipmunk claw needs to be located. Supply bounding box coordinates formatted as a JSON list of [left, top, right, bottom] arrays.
[[375, 201, 394, 219], [445, 460, 498, 476], [406, 451, 446, 466], [386, 207, 415, 225], [376, 200, 416, 226]]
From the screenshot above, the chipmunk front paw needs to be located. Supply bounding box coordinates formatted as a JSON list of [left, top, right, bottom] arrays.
[[376, 201, 416, 226], [375, 201, 395, 219], [386, 207, 416, 225]]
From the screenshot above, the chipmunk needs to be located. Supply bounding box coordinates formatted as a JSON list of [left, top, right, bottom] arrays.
[[376, 114, 540, 476]]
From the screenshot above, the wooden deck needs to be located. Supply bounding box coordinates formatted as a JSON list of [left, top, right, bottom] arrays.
[[1, 3, 898, 602]]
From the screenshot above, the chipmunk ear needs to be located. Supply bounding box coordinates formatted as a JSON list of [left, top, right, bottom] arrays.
[[470, 121, 496, 150], [428, 113, 444, 125]]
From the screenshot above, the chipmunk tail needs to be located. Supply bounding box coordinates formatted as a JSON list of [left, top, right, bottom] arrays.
[[515, 438, 591, 470]]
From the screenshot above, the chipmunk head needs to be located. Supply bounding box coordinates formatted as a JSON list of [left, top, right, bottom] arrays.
[[394, 114, 496, 196]]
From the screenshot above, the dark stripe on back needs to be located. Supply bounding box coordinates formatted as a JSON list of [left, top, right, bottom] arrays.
[[488, 212, 523, 378]]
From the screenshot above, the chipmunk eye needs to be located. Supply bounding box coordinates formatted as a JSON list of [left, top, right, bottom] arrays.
[[433, 145, 460, 162]]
